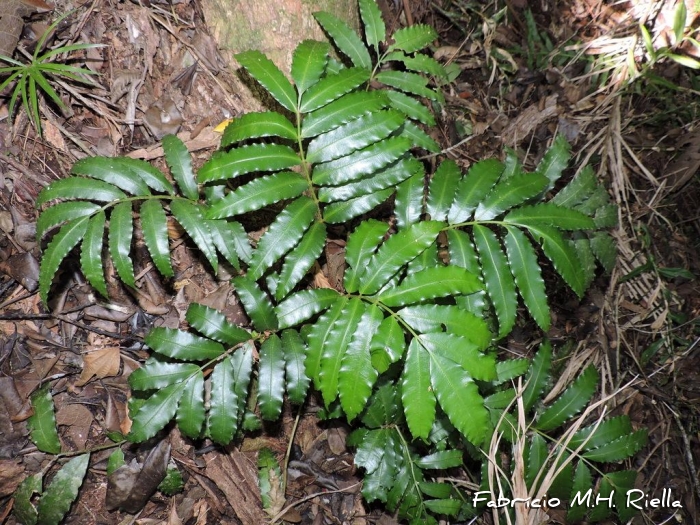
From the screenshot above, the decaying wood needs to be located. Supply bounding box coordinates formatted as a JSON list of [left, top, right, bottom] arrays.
[[203, 449, 267, 525]]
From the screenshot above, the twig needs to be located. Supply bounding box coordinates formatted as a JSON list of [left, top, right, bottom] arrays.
[[665, 402, 700, 505], [270, 481, 362, 524], [0, 153, 52, 186]]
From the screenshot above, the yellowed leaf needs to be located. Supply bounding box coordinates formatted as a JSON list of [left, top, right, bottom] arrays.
[[76, 347, 121, 386]]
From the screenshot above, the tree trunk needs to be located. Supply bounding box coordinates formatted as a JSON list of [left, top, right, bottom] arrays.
[[200, 0, 359, 74]]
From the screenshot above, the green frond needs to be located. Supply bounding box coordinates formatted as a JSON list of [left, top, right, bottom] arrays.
[[198, 144, 301, 183], [300, 67, 370, 113], [359, 0, 386, 51], [388, 24, 438, 54], [162, 134, 198, 200], [235, 50, 298, 112], [80, 211, 108, 298], [292, 40, 330, 95], [313, 11, 372, 69], [221, 112, 298, 146]]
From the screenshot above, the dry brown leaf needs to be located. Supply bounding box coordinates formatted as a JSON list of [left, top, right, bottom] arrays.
[[501, 94, 559, 146], [42, 119, 66, 151], [76, 347, 121, 386], [55, 404, 93, 449]]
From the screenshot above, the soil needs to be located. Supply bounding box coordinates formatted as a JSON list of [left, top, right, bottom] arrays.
[[1, 0, 699, 524]]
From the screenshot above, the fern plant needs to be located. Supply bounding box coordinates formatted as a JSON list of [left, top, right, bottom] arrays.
[[33, 0, 632, 523]]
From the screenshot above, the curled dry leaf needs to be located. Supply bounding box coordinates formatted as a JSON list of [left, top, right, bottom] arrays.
[[76, 347, 121, 386], [0, 252, 40, 292], [105, 440, 171, 513]]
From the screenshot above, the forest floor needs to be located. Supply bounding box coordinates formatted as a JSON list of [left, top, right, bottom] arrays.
[[1, 0, 699, 524]]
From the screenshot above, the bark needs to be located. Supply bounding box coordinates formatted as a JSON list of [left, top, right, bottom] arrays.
[[200, 0, 359, 74]]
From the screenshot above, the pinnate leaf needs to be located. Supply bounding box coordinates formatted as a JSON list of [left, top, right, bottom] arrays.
[[370, 316, 406, 371], [198, 144, 300, 183], [145, 327, 225, 361], [282, 329, 310, 404], [307, 110, 404, 163], [426, 159, 460, 221], [37, 177, 126, 206], [389, 24, 438, 53], [162, 134, 198, 200], [222, 112, 298, 146], [248, 196, 316, 280], [359, 221, 443, 295], [419, 333, 496, 381], [28, 385, 61, 454], [375, 70, 439, 100], [398, 121, 440, 152], [323, 187, 394, 224], [111, 157, 174, 194], [206, 219, 247, 269], [208, 356, 238, 443], [36, 454, 90, 525], [448, 159, 503, 224], [569, 415, 633, 451], [275, 221, 326, 300], [429, 352, 488, 445], [300, 67, 370, 113], [36, 201, 100, 240], [385, 90, 435, 125], [140, 200, 173, 277], [291, 40, 330, 95], [185, 303, 250, 345], [504, 226, 550, 331], [312, 136, 412, 186], [416, 450, 463, 470], [535, 134, 570, 190], [129, 362, 200, 390], [474, 173, 548, 221], [171, 200, 218, 272], [536, 365, 598, 431], [339, 303, 382, 420], [582, 429, 648, 462], [318, 155, 417, 202], [527, 224, 586, 297], [345, 219, 390, 293], [397, 304, 491, 350], [258, 335, 285, 420], [129, 381, 186, 441], [301, 91, 387, 138], [375, 266, 482, 307], [206, 171, 307, 219], [401, 339, 435, 440], [522, 340, 552, 411], [504, 203, 596, 230], [80, 211, 108, 298], [550, 165, 597, 208], [71, 156, 151, 196], [319, 298, 366, 406], [276, 288, 341, 328], [177, 371, 205, 438], [235, 50, 297, 112], [359, 0, 386, 50], [108, 202, 136, 288], [473, 224, 517, 338], [39, 215, 90, 303], [313, 11, 372, 69], [232, 275, 278, 331], [306, 297, 349, 385], [590, 231, 617, 273]]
